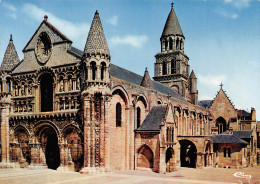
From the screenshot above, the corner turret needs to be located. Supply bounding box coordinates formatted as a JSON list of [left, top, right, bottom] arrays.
[[140, 68, 154, 90]]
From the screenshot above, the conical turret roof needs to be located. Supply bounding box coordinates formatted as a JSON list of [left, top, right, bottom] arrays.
[[190, 70, 196, 79], [84, 11, 110, 56], [161, 5, 184, 38], [141, 68, 154, 89], [1, 34, 20, 72]]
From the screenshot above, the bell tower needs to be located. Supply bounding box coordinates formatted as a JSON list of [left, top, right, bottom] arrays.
[[81, 10, 111, 173], [153, 3, 190, 99]]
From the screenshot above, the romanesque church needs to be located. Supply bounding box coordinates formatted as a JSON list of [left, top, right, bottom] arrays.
[[0, 4, 258, 173]]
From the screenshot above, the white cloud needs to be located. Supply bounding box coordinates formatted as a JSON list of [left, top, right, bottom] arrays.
[[2, 2, 17, 19], [215, 9, 238, 19], [22, 3, 90, 49], [106, 16, 118, 26], [110, 35, 148, 48], [198, 74, 226, 87], [223, 0, 253, 8]]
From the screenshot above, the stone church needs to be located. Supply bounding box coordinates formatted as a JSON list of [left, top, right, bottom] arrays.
[[0, 4, 258, 173]]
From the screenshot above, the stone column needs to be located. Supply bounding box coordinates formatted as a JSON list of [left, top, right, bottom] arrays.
[[83, 96, 91, 168], [2, 79, 6, 93], [0, 103, 10, 163], [91, 99, 95, 167], [99, 97, 105, 167], [96, 66, 101, 81], [104, 96, 111, 169]]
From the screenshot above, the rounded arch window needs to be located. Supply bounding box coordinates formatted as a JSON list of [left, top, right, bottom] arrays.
[[90, 61, 97, 80], [137, 107, 141, 129], [40, 73, 54, 112], [101, 62, 106, 81], [6, 77, 11, 93], [116, 102, 122, 127]]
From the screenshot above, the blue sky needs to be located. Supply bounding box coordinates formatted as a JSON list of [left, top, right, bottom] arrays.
[[0, 0, 260, 119]]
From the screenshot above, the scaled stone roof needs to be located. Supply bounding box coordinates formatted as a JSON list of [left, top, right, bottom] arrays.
[[140, 68, 154, 89], [137, 106, 167, 131], [212, 134, 248, 144], [161, 6, 184, 38], [233, 130, 252, 139], [1, 35, 20, 72], [84, 11, 110, 56]]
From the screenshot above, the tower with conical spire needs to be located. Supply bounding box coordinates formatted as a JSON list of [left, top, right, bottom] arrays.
[[80, 10, 111, 173], [153, 3, 197, 104], [82, 10, 110, 94]]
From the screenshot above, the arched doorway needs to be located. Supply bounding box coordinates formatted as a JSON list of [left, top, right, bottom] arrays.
[[180, 140, 197, 168], [216, 117, 227, 134], [40, 73, 54, 112], [137, 145, 154, 169], [36, 124, 60, 169], [166, 147, 175, 172]]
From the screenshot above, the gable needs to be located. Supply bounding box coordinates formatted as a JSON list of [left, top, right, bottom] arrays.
[[12, 21, 80, 74], [165, 104, 174, 123], [209, 89, 237, 122], [23, 21, 71, 52]]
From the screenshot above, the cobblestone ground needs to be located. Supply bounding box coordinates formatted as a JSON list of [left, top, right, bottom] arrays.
[[0, 166, 260, 184]]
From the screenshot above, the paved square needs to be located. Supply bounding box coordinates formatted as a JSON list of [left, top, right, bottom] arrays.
[[1, 167, 260, 184]]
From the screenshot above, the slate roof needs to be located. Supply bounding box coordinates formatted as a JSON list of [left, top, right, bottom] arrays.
[[137, 106, 167, 132], [233, 130, 252, 139], [198, 100, 213, 109], [69, 45, 186, 101], [239, 110, 251, 117], [110, 64, 186, 101], [84, 11, 110, 56], [161, 6, 184, 38], [1, 35, 20, 72], [212, 134, 248, 144]]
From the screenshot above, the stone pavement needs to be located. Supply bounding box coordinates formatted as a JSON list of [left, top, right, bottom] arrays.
[[0, 166, 260, 184]]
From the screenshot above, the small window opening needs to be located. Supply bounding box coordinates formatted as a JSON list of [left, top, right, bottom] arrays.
[[116, 103, 122, 127]]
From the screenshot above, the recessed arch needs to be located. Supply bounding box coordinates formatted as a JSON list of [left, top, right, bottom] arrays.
[[14, 125, 31, 164], [112, 86, 129, 107], [137, 144, 154, 169], [166, 147, 175, 172], [179, 139, 197, 168], [216, 116, 227, 134], [39, 73, 54, 112], [171, 85, 179, 94], [34, 122, 60, 170], [63, 124, 83, 171], [137, 94, 148, 109]]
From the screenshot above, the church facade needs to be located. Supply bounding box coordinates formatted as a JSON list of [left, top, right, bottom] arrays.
[[0, 4, 258, 174]]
